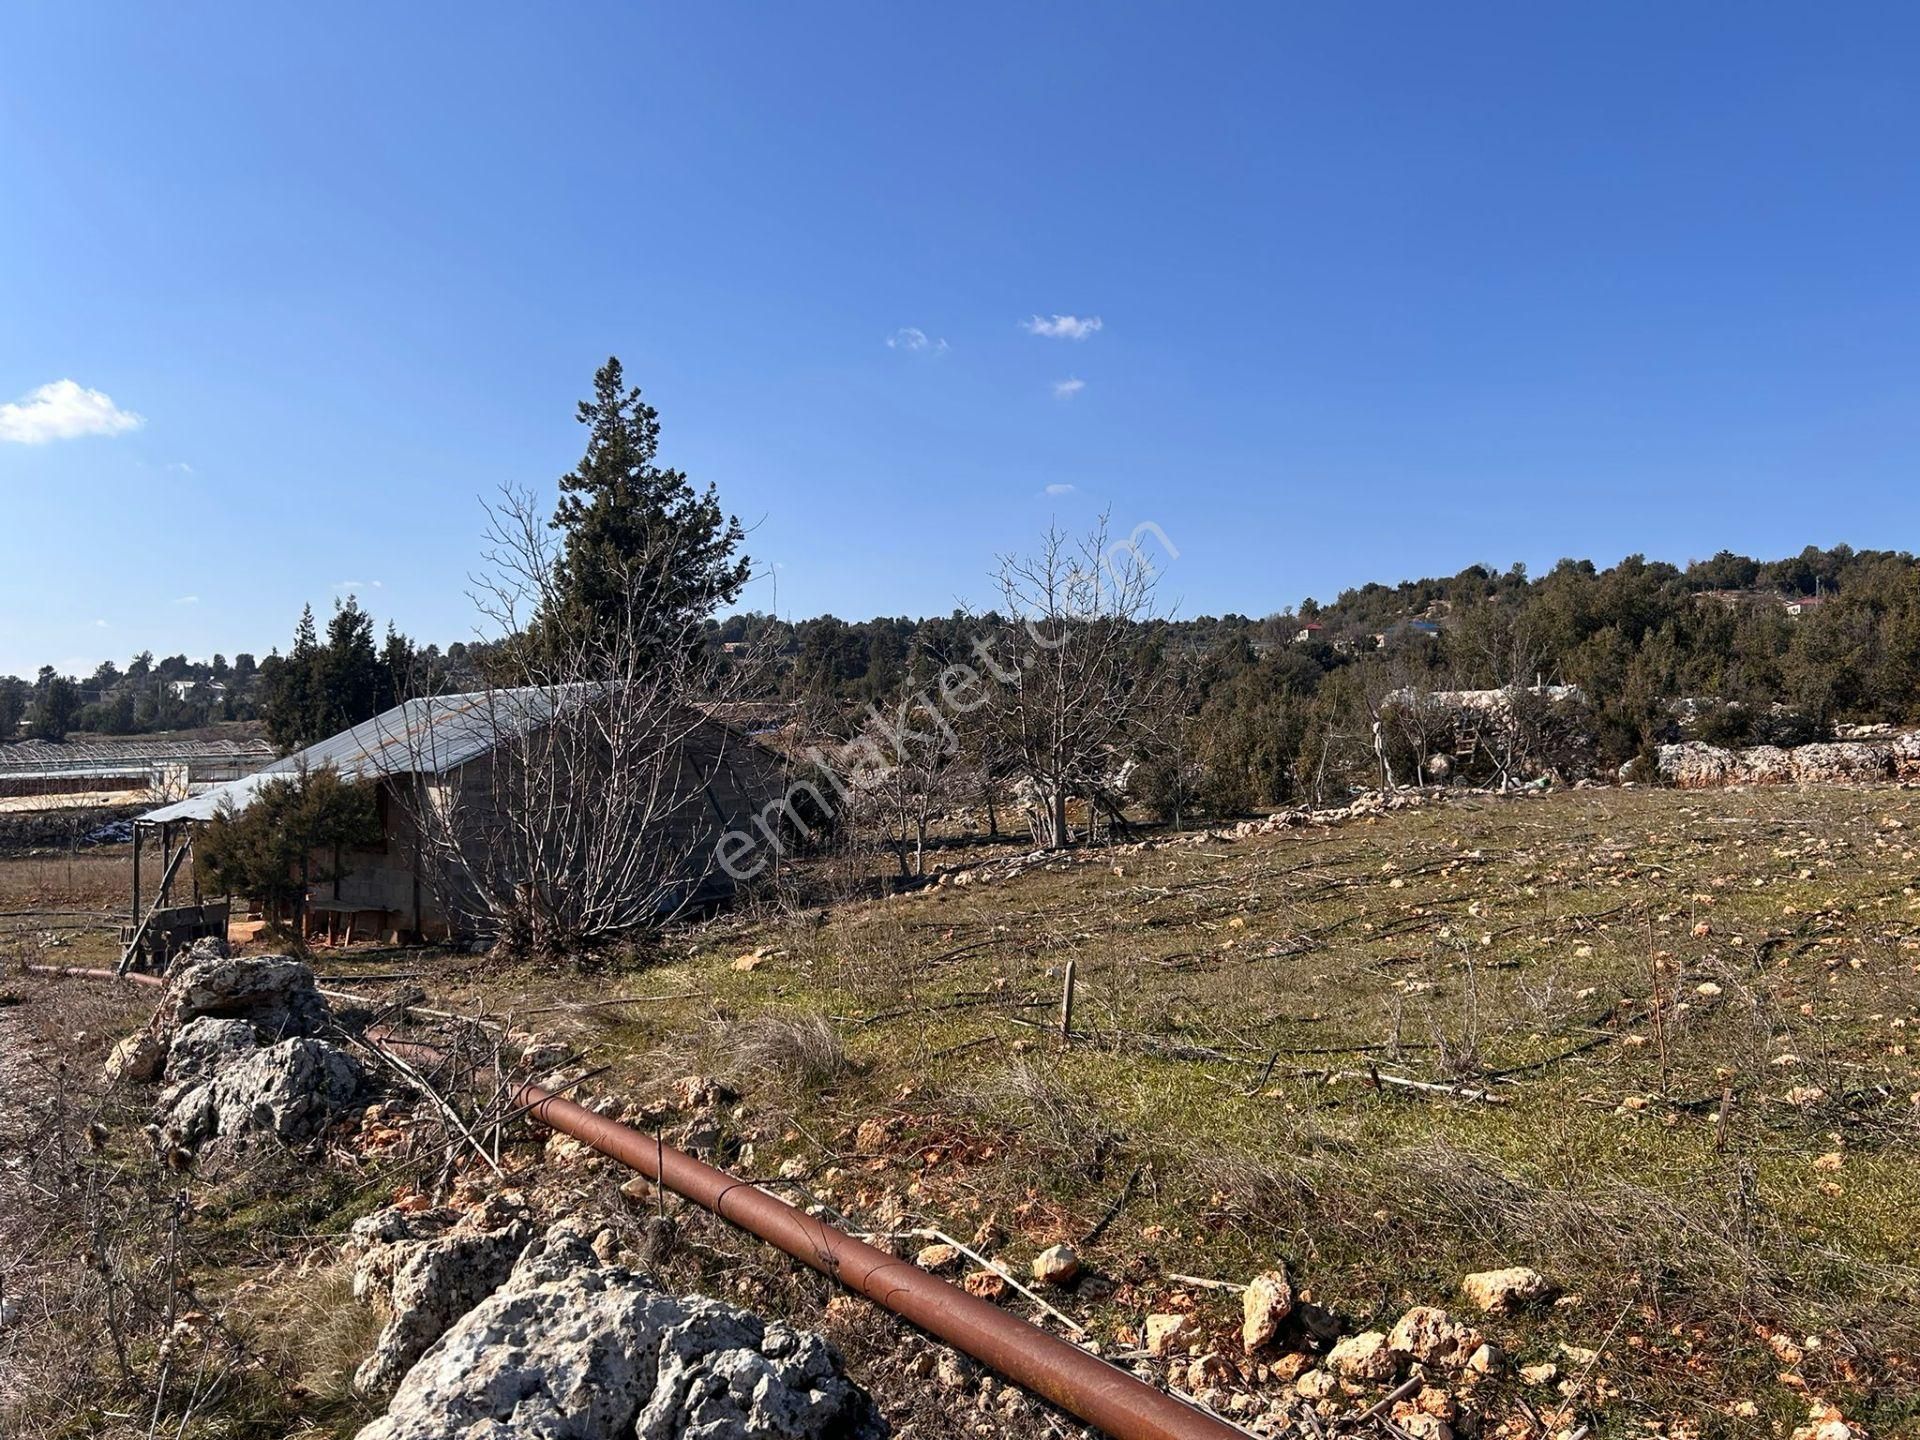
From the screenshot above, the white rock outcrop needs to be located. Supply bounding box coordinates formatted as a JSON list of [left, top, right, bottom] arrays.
[[348, 1196, 536, 1395], [355, 1223, 881, 1440], [158, 953, 332, 1040], [1655, 736, 1912, 789], [157, 1035, 362, 1150]]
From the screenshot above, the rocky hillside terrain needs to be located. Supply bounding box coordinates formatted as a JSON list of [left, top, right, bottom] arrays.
[[4, 781, 1918, 1440]]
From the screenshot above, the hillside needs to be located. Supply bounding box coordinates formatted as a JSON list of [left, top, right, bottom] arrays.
[[7, 782, 1917, 1438]]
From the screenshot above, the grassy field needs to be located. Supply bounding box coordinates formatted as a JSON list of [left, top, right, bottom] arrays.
[[5, 783, 1918, 1439]]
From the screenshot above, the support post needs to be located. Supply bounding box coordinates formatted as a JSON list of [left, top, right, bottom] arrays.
[[131, 822, 143, 926]]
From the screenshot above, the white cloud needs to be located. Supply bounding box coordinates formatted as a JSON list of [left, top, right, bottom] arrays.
[[166, 461, 194, 475], [335, 579, 384, 591], [0, 379, 144, 444], [1024, 314, 1102, 341], [173, 595, 199, 605], [1044, 483, 1076, 496], [1052, 377, 1086, 399], [886, 327, 949, 355], [93, 618, 109, 628]]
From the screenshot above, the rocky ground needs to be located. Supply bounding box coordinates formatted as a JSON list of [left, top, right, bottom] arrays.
[[4, 782, 1919, 1440]]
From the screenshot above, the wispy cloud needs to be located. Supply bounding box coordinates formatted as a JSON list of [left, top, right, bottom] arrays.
[[173, 595, 200, 606], [93, 618, 110, 628], [0, 379, 145, 444], [335, 579, 384, 591], [886, 327, 949, 355], [1052, 377, 1086, 399], [1044, 483, 1077, 496], [166, 461, 194, 475], [1024, 314, 1102, 341]]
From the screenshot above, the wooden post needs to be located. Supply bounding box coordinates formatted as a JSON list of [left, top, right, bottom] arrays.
[[159, 822, 174, 908], [1059, 959, 1076, 1040], [131, 822, 143, 925]]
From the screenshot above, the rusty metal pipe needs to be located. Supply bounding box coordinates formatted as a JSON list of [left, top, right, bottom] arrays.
[[22, 967, 1247, 1440], [378, 1039, 1246, 1440], [541, 1089, 1241, 1440], [22, 963, 165, 987]]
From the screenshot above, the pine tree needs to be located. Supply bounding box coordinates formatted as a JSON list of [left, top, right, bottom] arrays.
[[540, 357, 750, 653], [376, 623, 416, 711], [316, 596, 379, 735]]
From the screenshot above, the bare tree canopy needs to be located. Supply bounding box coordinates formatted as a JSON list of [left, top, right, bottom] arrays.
[[975, 516, 1171, 849]]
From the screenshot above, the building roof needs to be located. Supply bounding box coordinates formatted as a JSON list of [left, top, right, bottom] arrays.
[[0, 733, 274, 779], [141, 686, 597, 824]]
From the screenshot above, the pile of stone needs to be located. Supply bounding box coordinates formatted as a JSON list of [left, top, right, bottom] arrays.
[[351, 1214, 882, 1440], [103, 943, 365, 1156], [1132, 1262, 1568, 1440], [1651, 734, 1920, 789], [98, 962, 881, 1440], [937, 788, 1448, 888]]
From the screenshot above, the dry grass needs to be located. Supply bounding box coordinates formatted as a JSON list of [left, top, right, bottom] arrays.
[[725, 1011, 852, 1094], [618, 784, 1920, 1434], [8, 783, 1920, 1438]]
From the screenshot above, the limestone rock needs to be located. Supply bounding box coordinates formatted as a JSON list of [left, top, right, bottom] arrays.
[[1145, 1312, 1198, 1358], [668, 1075, 734, 1111], [1790, 743, 1892, 784], [351, 1195, 535, 1395], [1460, 1266, 1556, 1314], [1388, 1306, 1483, 1370], [164, 1017, 259, 1084], [1892, 732, 1920, 781], [158, 1036, 363, 1151], [160, 954, 331, 1041], [1654, 742, 1740, 789], [173, 935, 229, 971], [105, 1029, 166, 1085], [1030, 1243, 1079, 1287], [1326, 1330, 1395, 1382], [1293, 1368, 1337, 1400], [1240, 1268, 1294, 1354], [913, 1244, 962, 1275], [1742, 746, 1795, 784], [354, 1223, 881, 1440], [963, 1270, 1008, 1302]]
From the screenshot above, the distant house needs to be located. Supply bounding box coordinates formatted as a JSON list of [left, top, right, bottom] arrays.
[[1782, 594, 1829, 618], [167, 679, 228, 701], [138, 687, 787, 944], [1294, 622, 1326, 644]]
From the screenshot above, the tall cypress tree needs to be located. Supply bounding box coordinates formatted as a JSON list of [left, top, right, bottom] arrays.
[[540, 357, 750, 654], [316, 596, 379, 736]]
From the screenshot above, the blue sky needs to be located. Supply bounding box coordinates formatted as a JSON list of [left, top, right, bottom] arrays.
[[3, 5, 1918, 675]]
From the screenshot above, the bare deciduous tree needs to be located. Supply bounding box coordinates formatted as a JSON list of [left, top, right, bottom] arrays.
[[398, 485, 767, 953], [974, 517, 1170, 849], [851, 718, 965, 879]]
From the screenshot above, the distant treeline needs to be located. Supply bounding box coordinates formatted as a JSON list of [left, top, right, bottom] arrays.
[[0, 596, 484, 745], [12, 545, 1920, 815], [708, 543, 1920, 810]]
